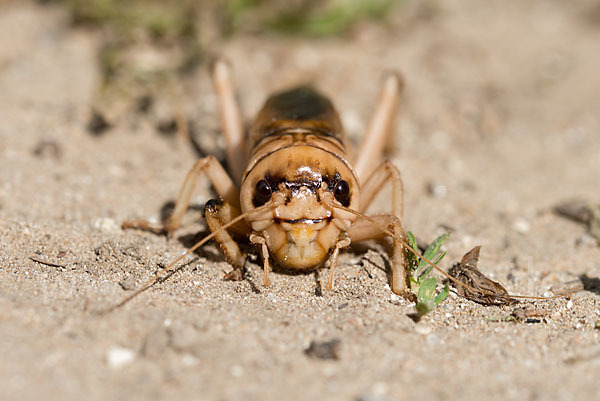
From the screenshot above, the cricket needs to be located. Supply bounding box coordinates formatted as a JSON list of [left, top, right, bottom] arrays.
[[114, 59, 564, 311]]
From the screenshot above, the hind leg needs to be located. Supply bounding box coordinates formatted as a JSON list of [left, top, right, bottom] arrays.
[[211, 59, 247, 183], [353, 72, 403, 182]]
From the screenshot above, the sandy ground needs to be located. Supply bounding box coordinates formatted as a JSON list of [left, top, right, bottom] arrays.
[[1, 1, 600, 401]]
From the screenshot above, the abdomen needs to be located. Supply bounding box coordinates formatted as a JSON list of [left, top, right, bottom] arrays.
[[249, 86, 346, 146]]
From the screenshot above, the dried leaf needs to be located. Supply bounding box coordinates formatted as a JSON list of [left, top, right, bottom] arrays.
[[448, 246, 517, 305]]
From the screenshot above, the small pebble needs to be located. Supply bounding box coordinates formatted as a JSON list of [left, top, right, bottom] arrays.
[[106, 346, 135, 368], [230, 364, 244, 377], [567, 300, 574, 309], [182, 354, 198, 366], [460, 235, 476, 249], [512, 218, 531, 233], [371, 382, 388, 396], [427, 182, 448, 198], [92, 217, 119, 232], [415, 325, 432, 335], [389, 293, 403, 303]]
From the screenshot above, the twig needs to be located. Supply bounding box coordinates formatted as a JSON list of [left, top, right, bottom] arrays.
[[29, 256, 67, 269]]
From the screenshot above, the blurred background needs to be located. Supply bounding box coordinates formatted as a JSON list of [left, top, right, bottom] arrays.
[[29, 0, 407, 137], [4, 0, 599, 153]]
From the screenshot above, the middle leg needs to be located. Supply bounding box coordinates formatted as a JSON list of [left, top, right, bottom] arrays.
[[325, 235, 352, 291], [348, 215, 411, 299], [353, 72, 403, 182], [123, 155, 240, 236]]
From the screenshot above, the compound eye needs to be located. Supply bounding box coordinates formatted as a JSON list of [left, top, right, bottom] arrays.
[[333, 180, 350, 206], [253, 179, 272, 206]]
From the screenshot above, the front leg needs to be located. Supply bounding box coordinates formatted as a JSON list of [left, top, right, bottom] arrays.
[[249, 234, 271, 287], [325, 235, 352, 291], [204, 199, 249, 280], [348, 216, 412, 300]]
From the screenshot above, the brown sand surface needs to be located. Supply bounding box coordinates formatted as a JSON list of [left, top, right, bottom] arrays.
[[1, 2, 599, 400]]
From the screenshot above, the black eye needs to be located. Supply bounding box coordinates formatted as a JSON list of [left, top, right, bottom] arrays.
[[333, 180, 350, 206], [253, 179, 272, 206]]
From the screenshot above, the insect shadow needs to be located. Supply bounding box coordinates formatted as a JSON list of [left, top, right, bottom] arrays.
[[354, 237, 430, 286], [313, 270, 323, 297], [353, 242, 392, 282], [580, 274, 600, 295], [159, 200, 229, 263]]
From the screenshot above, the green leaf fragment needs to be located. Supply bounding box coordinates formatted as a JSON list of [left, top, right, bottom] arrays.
[[433, 283, 449, 306], [418, 277, 437, 302], [434, 251, 447, 265], [415, 301, 433, 316], [407, 231, 417, 249], [418, 233, 450, 270], [407, 233, 451, 316]]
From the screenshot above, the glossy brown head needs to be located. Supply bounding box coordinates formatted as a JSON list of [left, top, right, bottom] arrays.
[[240, 145, 358, 269]]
